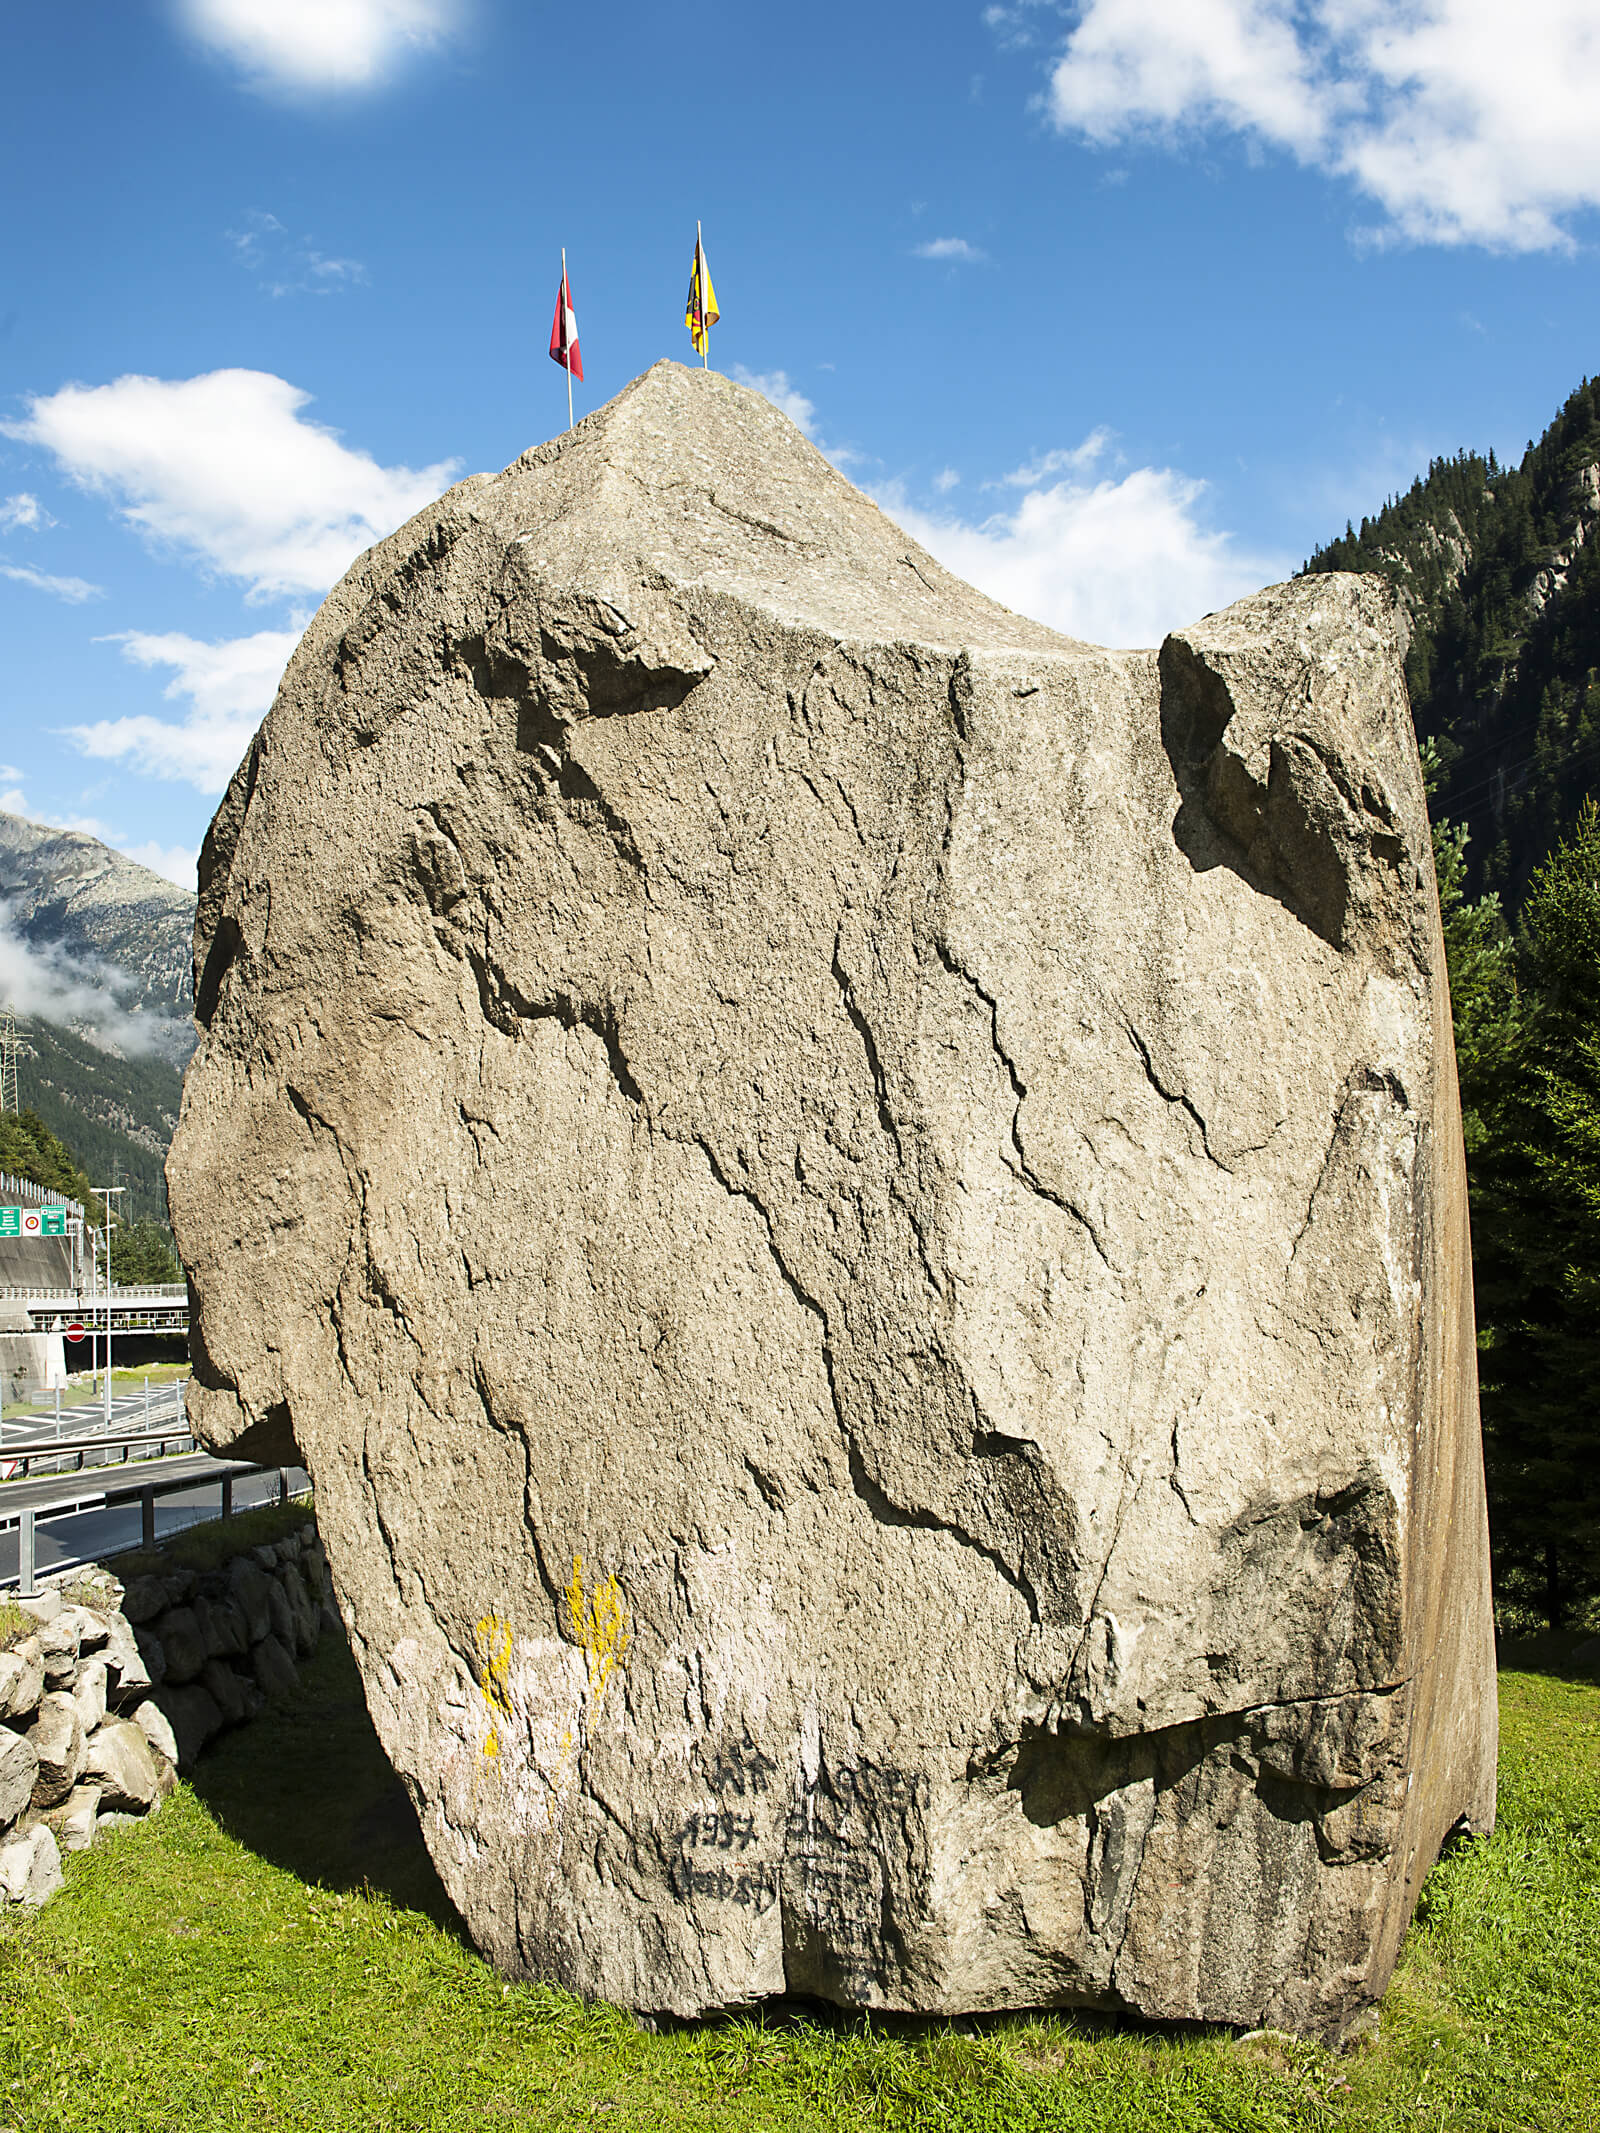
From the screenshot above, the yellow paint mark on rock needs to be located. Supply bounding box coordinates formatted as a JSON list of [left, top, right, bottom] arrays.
[[566, 1556, 629, 1709], [475, 1613, 515, 1762]]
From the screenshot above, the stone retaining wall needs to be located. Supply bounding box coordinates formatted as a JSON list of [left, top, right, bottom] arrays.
[[1, 1516, 329, 1909]]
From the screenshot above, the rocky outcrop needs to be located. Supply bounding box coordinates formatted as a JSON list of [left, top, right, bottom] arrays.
[[168, 362, 1497, 2039]]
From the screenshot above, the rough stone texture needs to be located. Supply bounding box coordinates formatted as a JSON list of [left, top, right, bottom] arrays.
[[265, 1577, 297, 1652], [0, 1824, 63, 1908], [157, 1609, 206, 1686], [27, 1691, 85, 1810], [73, 1658, 108, 1736], [228, 1557, 275, 1644], [120, 1576, 168, 1627], [153, 1684, 223, 1772], [0, 1642, 44, 1722], [49, 1782, 103, 1852], [129, 1697, 180, 1768], [103, 1616, 154, 1698], [280, 1567, 319, 1656], [83, 1719, 160, 1813], [168, 362, 1497, 2040], [38, 1612, 81, 1688], [251, 1635, 299, 1703], [132, 1629, 168, 1690], [202, 1658, 249, 1726], [59, 1606, 108, 1655], [0, 1729, 39, 1827]]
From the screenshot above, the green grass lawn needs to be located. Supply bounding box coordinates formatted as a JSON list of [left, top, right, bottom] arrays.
[[0, 1640, 1595, 2133]]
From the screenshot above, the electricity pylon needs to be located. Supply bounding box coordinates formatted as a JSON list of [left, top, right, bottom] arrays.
[[0, 1006, 18, 1116]]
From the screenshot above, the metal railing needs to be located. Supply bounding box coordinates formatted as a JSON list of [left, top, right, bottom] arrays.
[[0, 1172, 84, 1217], [1, 1421, 197, 1481], [0, 1283, 188, 1302], [4, 1456, 301, 1598]]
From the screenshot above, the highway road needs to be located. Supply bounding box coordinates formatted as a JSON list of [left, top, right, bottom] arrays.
[[0, 1376, 309, 1585]]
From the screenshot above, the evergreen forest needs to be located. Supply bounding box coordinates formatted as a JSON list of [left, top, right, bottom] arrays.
[[1308, 377, 1600, 1633], [0, 1108, 179, 1284]]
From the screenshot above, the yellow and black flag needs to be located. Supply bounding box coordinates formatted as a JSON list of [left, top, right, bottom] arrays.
[[685, 221, 719, 361]]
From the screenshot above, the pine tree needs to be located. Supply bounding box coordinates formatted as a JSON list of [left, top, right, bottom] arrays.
[[108, 1216, 181, 1286], [1471, 801, 1600, 1628]]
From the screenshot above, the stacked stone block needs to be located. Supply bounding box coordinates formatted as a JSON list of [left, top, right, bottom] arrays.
[[0, 1519, 332, 1909]]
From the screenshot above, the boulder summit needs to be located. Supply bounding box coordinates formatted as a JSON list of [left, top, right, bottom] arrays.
[[168, 360, 1496, 2038]]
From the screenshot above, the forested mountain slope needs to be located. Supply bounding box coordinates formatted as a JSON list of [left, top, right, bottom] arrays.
[[0, 813, 195, 1221], [1305, 376, 1600, 912], [14, 1020, 183, 1222], [0, 811, 194, 1060]]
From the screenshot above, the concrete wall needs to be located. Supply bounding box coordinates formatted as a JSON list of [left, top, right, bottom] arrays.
[[0, 1236, 75, 1290], [0, 1332, 64, 1403]]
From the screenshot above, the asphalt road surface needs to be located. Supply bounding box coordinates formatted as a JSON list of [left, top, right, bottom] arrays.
[[0, 1377, 188, 1453], [0, 1378, 309, 1585]]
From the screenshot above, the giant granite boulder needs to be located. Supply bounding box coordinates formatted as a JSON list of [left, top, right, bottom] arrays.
[[167, 362, 1496, 2038]]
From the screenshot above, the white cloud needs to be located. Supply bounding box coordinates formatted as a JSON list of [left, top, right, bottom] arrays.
[[732, 367, 818, 437], [1046, 0, 1600, 250], [116, 840, 199, 890], [0, 562, 102, 603], [933, 468, 962, 493], [0, 494, 42, 531], [178, 0, 468, 93], [0, 900, 171, 1055], [880, 447, 1290, 648], [913, 237, 987, 262], [4, 370, 456, 601], [71, 629, 300, 794], [995, 429, 1115, 486], [227, 208, 368, 297]]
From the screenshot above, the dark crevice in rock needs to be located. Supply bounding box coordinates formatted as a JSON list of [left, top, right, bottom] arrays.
[[935, 939, 1113, 1271], [194, 915, 243, 1033], [709, 492, 803, 548], [841, 1435, 1043, 1627], [829, 943, 906, 1166], [685, 1131, 1048, 1628], [457, 945, 644, 1107], [1116, 1012, 1229, 1172]]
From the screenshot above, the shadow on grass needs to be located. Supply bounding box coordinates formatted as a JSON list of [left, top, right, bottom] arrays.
[[187, 1629, 466, 1936], [1497, 1630, 1600, 1685]]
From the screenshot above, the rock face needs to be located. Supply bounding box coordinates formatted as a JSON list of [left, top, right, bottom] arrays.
[[167, 362, 1497, 2040]]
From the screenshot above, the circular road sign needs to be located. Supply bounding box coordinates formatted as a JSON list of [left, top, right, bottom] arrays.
[[64, 1320, 86, 1343]]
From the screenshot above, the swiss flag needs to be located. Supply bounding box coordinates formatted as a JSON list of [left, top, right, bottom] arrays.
[[549, 268, 582, 381]]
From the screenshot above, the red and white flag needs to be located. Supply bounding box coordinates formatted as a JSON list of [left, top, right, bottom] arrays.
[[549, 266, 582, 381]]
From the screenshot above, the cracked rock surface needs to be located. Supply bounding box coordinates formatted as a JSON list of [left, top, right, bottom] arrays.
[[167, 361, 1496, 2040]]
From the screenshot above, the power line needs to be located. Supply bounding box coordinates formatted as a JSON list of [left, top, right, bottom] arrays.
[[1440, 726, 1600, 821]]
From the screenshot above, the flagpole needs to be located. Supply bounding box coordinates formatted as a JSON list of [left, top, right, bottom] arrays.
[[698, 220, 707, 370], [562, 247, 574, 431]]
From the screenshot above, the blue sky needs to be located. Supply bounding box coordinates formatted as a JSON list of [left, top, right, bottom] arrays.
[[3, 0, 1598, 890]]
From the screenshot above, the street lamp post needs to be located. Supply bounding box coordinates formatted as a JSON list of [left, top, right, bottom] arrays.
[[93, 1187, 125, 1432]]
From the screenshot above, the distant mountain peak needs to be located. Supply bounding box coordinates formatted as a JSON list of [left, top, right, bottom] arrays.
[[0, 809, 196, 1033]]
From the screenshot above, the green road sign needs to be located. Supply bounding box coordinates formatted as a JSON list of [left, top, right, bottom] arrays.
[[0, 1205, 68, 1236]]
